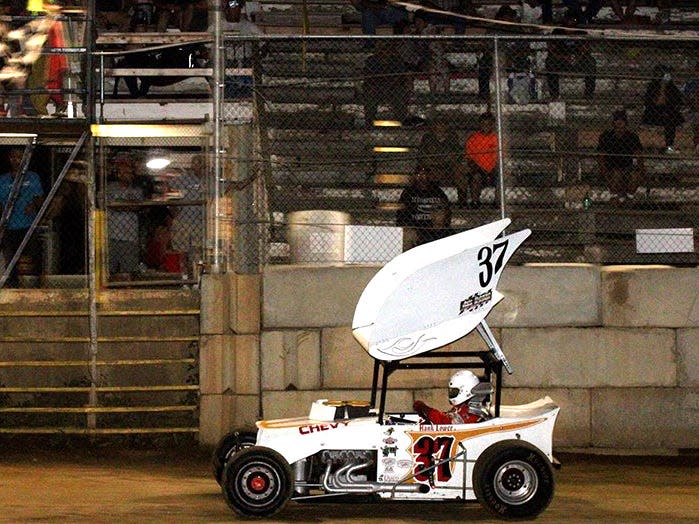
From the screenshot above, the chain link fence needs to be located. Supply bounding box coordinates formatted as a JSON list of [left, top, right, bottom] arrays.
[[224, 33, 699, 269]]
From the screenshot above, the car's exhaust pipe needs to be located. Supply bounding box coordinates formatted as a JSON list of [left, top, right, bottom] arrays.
[[321, 460, 429, 494]]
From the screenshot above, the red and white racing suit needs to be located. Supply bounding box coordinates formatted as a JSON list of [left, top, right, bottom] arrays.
[[413, 400, 482, 424]]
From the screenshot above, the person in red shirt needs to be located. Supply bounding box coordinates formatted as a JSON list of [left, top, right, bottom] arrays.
[[463, 112, 499, 208], [413, 369, 492, 424]]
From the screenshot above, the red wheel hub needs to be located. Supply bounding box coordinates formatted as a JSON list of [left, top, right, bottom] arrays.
[[249, 474, 268, 493]]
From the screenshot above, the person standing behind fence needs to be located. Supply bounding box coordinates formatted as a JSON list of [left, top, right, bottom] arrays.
[[396, 165, 451, 249], [362, 40, 411, 126], [106, 152, 145, 279], [463, 111, 498, 208], [544, 10, 596, 101], [0, 147, 44, 286], [642, 65, 684, 154], [349, 0, 408, 36], [597, 109, 644, 203]]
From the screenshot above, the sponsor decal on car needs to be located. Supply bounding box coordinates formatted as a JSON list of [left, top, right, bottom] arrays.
[[298, 421, 350, 435], [459, 290, 492, 315]]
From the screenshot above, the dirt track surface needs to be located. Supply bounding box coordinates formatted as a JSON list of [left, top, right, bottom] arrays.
[[1, 446, 698, 523]]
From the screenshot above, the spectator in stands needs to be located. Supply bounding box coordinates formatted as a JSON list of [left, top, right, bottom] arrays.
[[544, 10, 596, 100], [562, 0, 602, 24], [597, 109, 644, 203], [477, 5, 535, 103], [170, 154, 205, 267], [417, 119, 464, 189], [521, 0, 544, 25], [463, 111, 498, 208], [642, 64, 684, 154], [106, 152, 146, 279], [157, 0, 184, 31], [362, 40, 411, 126], [403, 12, 450, 94], [396, 165, 451, 249], [610, 0, 637, 23], [0, 147, 44, 286], [349, 0, 409, 36], [683, 61, 699, 154]]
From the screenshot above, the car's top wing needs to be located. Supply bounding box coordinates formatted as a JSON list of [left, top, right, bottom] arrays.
[[352, 221, 530, 361]]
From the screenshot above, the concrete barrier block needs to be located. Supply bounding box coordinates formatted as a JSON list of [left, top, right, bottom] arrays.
[[229, 273, 261, 335], [492, 265, 601, 327], [502, 328, 676, 388], [199, 335, 234, 395], [199, 394, 226, 446], [230, 394, 261, 431], [234, 334, 260, 395], [261, 330, 321, 391], [262, 266, 379, 328], [261, 389, 413, 421], [321, 327, 490, 389], [200, 274, 229, 335], [591, 388, 699, 449], [602, 267, 699, 327], [678, 329, 699, 387]]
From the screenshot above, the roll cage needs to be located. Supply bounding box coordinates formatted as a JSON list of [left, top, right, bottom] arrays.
[[370, 319, 510, 421]]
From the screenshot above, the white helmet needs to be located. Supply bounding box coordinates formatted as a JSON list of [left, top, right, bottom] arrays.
[[448, 370, 481, 406]]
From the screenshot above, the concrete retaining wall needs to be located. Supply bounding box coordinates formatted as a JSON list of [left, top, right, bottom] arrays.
[[201, 264, 699, 453]]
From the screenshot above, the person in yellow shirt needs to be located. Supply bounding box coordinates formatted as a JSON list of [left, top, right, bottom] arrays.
[[463, 112, 498, 208]]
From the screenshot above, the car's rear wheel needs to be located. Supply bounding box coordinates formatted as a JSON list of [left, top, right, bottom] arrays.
[[212, 430, 257, 485], [473, 440, 555, 520], [221, 446, 293, 518]]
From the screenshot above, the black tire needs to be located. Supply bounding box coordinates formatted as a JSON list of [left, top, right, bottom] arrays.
[[212, 430, 257, 485], [221, 446, 293, 518], [473, 440, 555, 520]]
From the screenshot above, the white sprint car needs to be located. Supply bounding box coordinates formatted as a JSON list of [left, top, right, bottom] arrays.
[[213, 219, 560, 520]]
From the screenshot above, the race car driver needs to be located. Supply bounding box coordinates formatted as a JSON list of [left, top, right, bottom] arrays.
[[413, 369, 493, 424]]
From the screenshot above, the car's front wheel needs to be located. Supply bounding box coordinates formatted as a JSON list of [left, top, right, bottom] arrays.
[[473, 440, 555, 520], [212, 430, 257, 485], [221, 446, 293, 518]]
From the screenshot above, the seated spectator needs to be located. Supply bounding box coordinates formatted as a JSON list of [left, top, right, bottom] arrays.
[[157, 0, 194, 33], [610, 0, 637, 23], [642, 64, 684, 154], [597, 109, 644, 203], [463, 111, 498, 208], [349, 0, 409, 36], [562, 0, 602, 24], [545, 10, 596, 100], [106, 152, 146, 279], [402, 12, 450, 94], [362, 40, 411, 126], [683, 61, 699, 154], [0, 147, 44, 286], [417, 119, 464, 189], [396, 166, 451, 249], [521, 0, 544, 25]]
